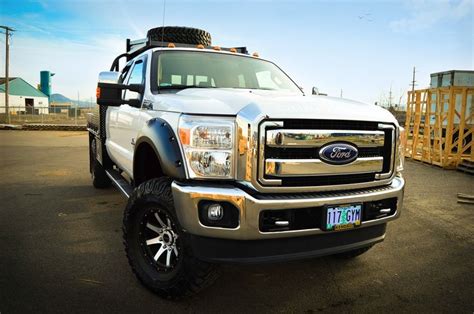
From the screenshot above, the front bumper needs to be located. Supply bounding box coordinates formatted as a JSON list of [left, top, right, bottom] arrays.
[[188, 223, 387, 264], [171, 176, 404, 240]]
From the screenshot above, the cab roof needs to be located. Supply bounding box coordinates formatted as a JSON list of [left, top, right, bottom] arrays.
[[110, 39, 249, 72]]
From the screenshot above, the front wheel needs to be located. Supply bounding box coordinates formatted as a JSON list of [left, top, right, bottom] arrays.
[[123, 177, 218, 299]]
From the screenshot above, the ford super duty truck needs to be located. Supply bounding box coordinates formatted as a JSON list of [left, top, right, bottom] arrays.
[[87, 26, 405, 299]]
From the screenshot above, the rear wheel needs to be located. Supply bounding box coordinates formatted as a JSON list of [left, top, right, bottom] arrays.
[[333, 245, 373, 259], [123, 177, 218, 299], [90, 138, 111, 189]]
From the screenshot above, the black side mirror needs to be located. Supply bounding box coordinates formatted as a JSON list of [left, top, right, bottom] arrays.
[[96, 82, 144, 107]]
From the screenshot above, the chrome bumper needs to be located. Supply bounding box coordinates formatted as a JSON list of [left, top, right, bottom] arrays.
[[171, 176, 404, 240]]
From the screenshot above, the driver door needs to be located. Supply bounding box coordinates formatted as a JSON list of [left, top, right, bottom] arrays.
[[109, 57, 146, 176]]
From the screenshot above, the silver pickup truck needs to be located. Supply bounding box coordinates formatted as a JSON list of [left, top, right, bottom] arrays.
[[88, 26, 405, 299]]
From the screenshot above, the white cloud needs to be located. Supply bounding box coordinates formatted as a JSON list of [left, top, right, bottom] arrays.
[[390, 0, 472, 31]]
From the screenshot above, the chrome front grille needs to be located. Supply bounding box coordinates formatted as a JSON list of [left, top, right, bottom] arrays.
[[258, 120, 396, 188]]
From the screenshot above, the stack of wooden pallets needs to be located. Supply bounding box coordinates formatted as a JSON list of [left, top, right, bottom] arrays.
[[403, 86, 473, 169]]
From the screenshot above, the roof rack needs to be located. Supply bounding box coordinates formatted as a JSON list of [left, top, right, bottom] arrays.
[[110, 38, 248, 71]]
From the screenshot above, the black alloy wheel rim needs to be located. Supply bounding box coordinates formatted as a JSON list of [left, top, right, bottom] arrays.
[[139, 208, 181, 272]]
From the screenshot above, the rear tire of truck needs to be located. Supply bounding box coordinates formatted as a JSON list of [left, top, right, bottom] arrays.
[[333, 245, 373, 259], [90, 138, 111, 189], [123, 177, 218, 299], [147, 26, 212, 46]]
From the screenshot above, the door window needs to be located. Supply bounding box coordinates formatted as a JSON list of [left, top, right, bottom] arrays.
[[124, 59, 144, 100]]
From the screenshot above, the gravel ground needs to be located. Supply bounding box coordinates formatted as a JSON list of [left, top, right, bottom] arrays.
[[0, 131, 473, 313]]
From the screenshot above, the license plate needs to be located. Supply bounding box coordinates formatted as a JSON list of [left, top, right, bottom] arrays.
[[325, 204, 362, 231]]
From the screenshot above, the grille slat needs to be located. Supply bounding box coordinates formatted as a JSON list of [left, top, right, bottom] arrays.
[[283, 119, 379, 131], [279, 174, 376, 187]]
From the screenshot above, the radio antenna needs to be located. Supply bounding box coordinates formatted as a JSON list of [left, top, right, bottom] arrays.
[[161, 0, 166, 43], [157, 0, 166, 93]]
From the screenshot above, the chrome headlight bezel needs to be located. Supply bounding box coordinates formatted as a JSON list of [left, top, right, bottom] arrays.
[[178, 115, 236, 179]]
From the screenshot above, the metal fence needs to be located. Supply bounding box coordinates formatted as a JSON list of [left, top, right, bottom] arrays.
[[0, 105, 97, 126]]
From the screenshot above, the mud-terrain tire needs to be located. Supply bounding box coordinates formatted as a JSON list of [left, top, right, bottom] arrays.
[[90, 138, 111, 189], [147, 26, 212, 46], [333, 245, 373, 259], [123, 177, 218, 299]]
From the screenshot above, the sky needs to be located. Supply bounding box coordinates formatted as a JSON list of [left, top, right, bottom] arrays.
[[0, 0, 472, 106]]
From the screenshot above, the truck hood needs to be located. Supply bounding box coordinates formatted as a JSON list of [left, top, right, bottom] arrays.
[[151, 88, 397, 124]]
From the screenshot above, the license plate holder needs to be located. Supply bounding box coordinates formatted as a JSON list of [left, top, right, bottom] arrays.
[[323, 203, 362, 231]]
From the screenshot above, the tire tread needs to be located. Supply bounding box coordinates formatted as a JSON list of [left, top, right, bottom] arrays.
[[123, 177, 218, 299], [147, 26, 212, 46]]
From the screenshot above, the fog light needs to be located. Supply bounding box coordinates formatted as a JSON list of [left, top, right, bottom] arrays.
[[207, 203, 224, 221]]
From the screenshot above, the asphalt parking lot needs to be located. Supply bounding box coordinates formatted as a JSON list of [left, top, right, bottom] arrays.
[[0, 130, 473, 313]]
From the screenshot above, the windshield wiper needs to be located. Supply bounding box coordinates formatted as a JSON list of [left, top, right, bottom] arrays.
[[158, 84, 216, 90]]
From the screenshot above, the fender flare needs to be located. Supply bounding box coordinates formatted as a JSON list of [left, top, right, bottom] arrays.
[[134, 118, 186, 180]]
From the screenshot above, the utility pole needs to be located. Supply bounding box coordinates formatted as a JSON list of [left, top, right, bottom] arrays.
[[411, 66, 417, 92], [409, 66, 417, 107], [1, 26, 15, 124], [76, 91, 79, 125], [388, 85, 393, 108]]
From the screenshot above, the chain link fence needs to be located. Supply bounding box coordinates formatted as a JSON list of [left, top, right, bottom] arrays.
[[0, 105, 97, 126]]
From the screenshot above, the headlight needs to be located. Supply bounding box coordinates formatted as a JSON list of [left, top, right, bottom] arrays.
[[396, 126, 405, 172], [178, 115, 235, 179]]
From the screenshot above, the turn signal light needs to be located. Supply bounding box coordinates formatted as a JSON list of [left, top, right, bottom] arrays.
[[179, 128, 190, 145], [96, 87, 101, 99]]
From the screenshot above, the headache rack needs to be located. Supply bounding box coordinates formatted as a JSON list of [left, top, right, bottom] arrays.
[[110, 38, 249, 72]]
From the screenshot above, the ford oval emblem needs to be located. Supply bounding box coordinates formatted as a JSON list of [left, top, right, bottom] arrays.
[[319, 143, 358, 165]]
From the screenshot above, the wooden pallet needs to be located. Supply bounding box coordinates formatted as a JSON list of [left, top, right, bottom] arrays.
[[457, 159, 474, 175], [457, 192, 474, 204], [403, 86, 473, 169]]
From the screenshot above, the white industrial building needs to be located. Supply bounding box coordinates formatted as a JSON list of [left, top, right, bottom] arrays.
[[0, 77, 49, 114]]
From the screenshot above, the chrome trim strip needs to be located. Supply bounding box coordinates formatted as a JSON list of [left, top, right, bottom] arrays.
[[265, 157, 384, 177], [266, 129, 385, 148], [258, 121, 283, 186], [171, 176, 404, 240]]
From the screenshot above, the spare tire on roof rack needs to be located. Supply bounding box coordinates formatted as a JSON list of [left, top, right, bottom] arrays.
[[147, 26, 212, 46]]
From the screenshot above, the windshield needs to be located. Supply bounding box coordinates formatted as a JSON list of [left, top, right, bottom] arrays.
[[155, 51, 302, 93]]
